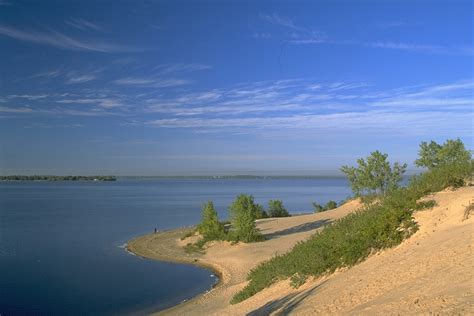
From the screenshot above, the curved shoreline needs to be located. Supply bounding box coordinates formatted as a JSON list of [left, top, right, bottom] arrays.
[[126, 199, 364, 315], [126, 228, 227, 315], [130, 188, 473, 315]]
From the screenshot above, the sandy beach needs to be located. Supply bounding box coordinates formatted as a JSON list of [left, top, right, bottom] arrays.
[[127, 186, 473, 315]]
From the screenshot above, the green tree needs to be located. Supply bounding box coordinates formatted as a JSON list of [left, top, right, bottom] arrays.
[[413, 138, 472, 189], [341, 150, 406, 197], [197, 201, 225, 240], [415, 139, 471, 170], [268, 200, 290, 217], [229, 194, 263, 242]]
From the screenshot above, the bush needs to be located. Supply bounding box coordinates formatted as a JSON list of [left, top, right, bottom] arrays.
[[312, 200, 338, 213], [312, 202, 324, 213], [268, 200, 290, 217], [229, 194, 264, 243], [197, 201, 225, 240], [324, 200, 337, 210], [255, 204, 268, 219]]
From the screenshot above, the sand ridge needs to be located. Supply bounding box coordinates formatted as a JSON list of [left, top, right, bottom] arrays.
[[127, 187, 473, 315]]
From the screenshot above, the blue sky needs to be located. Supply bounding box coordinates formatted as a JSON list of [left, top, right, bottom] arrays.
[[0, 0, 472, 175]]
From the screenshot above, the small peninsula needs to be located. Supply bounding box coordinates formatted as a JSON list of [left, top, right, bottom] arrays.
[[0, 175, 117, 181]]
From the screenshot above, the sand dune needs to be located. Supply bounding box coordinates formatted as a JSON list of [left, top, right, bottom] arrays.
[[128, 187, 473, 315]]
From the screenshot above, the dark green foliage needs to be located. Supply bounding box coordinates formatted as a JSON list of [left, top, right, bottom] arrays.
[[414, 200, 437, 211], [268, 200, 290, 217], [197, 201, 225, 241], [229, 194, 264, 243], [415, 139, 471, 170], [231, 186, 419, 304], [341, 151, 406, 197], [324, 200, 337, 210], [255, 204, 268, 219], [312, 202, 324, 213], [312, 200, 338, 213]]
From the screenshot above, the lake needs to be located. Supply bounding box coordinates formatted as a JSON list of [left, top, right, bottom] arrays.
[[0, 178, 351, 315]]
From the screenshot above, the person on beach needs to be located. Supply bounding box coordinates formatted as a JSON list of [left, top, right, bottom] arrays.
[[154, 228, 157, 234]]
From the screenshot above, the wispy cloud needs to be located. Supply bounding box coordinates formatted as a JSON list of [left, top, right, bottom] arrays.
[[57, 98, 122, 108], [7, 94, 48, 100], [155, 63, 212, 74], [65, 18, 104, 32], [66, 74, 96, 84], [113, 77, 191, 88], [259, 12, 325, 44], [258, 13, 474, 56], [0, 0, 11, 6], [1, 75, 471, 140], [0, 25, 126, 52], [30, 69, 63, 79]]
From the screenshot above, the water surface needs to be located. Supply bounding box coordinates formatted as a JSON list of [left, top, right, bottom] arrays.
[[0, 178, 350, 315]]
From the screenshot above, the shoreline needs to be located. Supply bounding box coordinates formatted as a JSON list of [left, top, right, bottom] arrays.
[[126, 228, 227, 314], [126, 199, 363, 315]]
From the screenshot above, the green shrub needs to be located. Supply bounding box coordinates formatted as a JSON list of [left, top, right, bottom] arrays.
[[268, 200, 290, 217], [229, 194, 264, 243], [312, 202, 324, 213], [324, 200, 337, 210], [197, 201, 225, 240], [415, 200, 437, 211], [312, 200, 338, 213], [255, 203, 268, 219]]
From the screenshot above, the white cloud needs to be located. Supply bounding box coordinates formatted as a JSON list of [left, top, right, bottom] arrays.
[[7, 94, 48, 100], [65, 18, 104, 32], [66, 74, 96, 84], [155, 63, 212, 74], [0, 25, 126, 52], [113, 77, 190, 88]]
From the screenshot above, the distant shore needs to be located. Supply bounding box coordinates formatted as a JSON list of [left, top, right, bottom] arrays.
[[0, 175, 117, 181]]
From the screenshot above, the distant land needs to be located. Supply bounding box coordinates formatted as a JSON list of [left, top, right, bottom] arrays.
[[0, 175, 117, 181], [119, 175, 347, 180]]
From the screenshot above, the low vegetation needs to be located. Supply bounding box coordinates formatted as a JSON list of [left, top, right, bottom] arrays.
[[268, 200, 290, 217], [312, 200, 338, 213], [231, 138, 472, 304], [228, 194, 264, 243]]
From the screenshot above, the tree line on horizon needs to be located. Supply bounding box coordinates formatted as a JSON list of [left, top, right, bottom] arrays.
[[0, 175, 117, 181]]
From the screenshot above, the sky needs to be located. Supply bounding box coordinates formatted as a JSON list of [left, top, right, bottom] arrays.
[[0, 0, 472, 176]]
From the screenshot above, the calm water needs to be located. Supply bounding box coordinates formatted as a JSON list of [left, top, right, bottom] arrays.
[[0, 178, 350, 315]]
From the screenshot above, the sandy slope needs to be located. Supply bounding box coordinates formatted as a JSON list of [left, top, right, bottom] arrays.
[[128, 187, 473, 315]]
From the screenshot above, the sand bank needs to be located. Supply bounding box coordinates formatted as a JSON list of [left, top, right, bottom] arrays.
[[128, 187, 473, 315]]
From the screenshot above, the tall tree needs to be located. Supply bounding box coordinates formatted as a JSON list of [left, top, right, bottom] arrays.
[[229, 194, 263, 242], [341, 150, 406, 197]]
